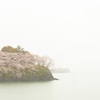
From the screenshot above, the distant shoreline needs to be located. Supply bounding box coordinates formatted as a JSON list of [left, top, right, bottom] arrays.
[[51, 68, 70, 73]]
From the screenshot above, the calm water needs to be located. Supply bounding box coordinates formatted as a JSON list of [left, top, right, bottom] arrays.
[[0, 73, 100, 100]]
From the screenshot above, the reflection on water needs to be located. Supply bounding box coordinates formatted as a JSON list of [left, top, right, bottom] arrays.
[[0, 73, 100, 100]]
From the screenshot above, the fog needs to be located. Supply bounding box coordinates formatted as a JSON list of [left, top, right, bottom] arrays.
[[0, 0, 100, 72]]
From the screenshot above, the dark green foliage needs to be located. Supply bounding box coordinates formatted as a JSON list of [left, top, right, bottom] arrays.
[[0, 66, 54, 82], [34, 66, 49, 76], [16, 45, 27, 54]]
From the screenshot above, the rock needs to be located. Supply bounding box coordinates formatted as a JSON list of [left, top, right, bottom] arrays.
[[53, 78, 59, 80]]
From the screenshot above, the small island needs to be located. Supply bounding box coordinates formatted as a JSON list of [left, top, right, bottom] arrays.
[[0, 45, 57, 82]]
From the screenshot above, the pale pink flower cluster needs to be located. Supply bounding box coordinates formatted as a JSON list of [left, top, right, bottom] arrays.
[[0, 52, 54, 78], [0, 52, 35, 68], [0, 51, 54, 68], [0, 51, 53, 78]]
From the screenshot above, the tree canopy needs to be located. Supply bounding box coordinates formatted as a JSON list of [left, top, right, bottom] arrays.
[[0, 45, 54, 68], [1, 45, 29, 54]]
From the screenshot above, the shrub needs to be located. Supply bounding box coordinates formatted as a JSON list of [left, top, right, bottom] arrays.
[[1, 45, 29, 54], [1, 46, 17, 53]]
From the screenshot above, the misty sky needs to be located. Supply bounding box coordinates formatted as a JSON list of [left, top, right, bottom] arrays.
[[0, 0, 100, 72]]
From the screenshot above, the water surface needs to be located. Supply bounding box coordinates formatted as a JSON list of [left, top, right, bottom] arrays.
[[0, 73, 100, 100]]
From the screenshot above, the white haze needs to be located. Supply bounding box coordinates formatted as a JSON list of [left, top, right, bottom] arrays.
[[0, 0, 100, 72]]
